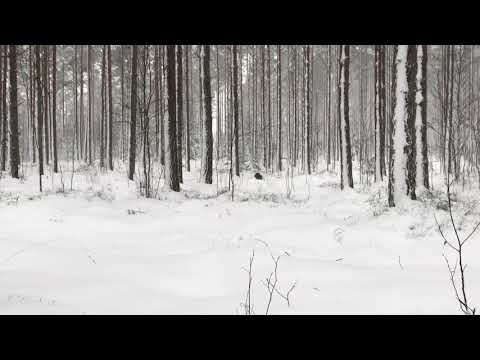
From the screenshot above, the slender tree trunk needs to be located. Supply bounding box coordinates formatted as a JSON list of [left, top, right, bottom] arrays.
[[51, 45, 58, 172], [277, 45, 282, 171], [0, 45, 6, 171], [388, 45, 398, 207], [339, 45, 353, 188], [43, 46, 50, 165], [121, 46, 125, 162], [160, 46, 165, 166], [185, 45, 191, 172], [108, 45, 114, 170], [202, 45, 213, 184], [8, 45, 19, 178], [101, 45, 106, 169], [87, 45, 92, 165], [233, 45, 240, 177], [154, 45, 160, 161], [128, 45, 138, 181], [166, 45, 180, 191], [176, 45, 183, 182], [406, 45, 418, 200], [74, 46, 79, 161], [36, 46, 44, 188], [421, 45, 429, 189], [306, 45, 311, 175]]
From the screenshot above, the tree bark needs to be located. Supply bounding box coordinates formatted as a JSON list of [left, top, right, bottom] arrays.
[[202, 45, 213, 184], [9, 45, 19, 178], [166, 45, 180, 191], [339, 45, 353, 188], [52, 46, 58, 172], [35, 46, 44, 188], [128, 45, 138, 180], [176, 45, 183, 182], [233, 45, 240, 176], [108, 45, 114, 170]]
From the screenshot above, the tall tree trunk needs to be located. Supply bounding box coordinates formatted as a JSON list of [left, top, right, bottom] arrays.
[[121, 46, 125, 162], [43, 46, 50, 165], [9, 45, 19, 178], [87, 45, 92, 165], [267, 45, 272, 171], [306, 45, 311, 175], [202, 45, 213, 184], [339, 45, 353, 188], [160, 46, 165, 166], [415, 45, 427, 191], [74, 46, 79, 161], [29, 46, 37, 164], [52, 45, 58, 172], [233, 45, 240, 177], [406, 45, 418, 200], [176, 45, 183, 183], [185, 45, 191, 172], [277, 45, 282, 171], [0, 45, 6, 171], [391, 45, 417, 205], [327, 46, 332, 171], [108, 45, 114, 170], [166, 45, 180, 191], [101, 45, 106, 169], [128, 45, 138, 180], [421, 45, 429, 189], [154, 46, 160, 161], [36, 46, 44, 188], [379, 45, 386, 178], [388, 45, 398, 207]]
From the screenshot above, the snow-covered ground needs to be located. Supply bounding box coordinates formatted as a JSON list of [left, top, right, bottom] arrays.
[[0, 160, 479, 314]]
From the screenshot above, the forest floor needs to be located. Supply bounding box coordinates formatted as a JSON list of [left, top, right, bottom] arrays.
[[0, 160, 479, 314]]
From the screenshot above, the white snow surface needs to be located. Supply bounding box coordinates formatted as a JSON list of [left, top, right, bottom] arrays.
[[0, 160, 479, 314]]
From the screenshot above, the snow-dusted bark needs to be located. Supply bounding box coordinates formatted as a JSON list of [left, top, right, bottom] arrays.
[[339, 45, 353, 189], [405, 46, 418, 200], [392, 45, 408, 205], [375, 46, 381, 182], [202, 45, 213, 184], [420, 45, 429, 189], [388, 46, 398, 207]]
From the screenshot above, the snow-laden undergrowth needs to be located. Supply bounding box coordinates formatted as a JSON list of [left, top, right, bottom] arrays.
[[0, 160, 479, 314]]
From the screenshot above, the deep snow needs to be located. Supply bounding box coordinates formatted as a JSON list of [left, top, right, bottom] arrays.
[[0, 160, 479, 314]]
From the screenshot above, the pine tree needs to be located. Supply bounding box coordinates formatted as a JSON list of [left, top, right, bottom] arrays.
[[202, 45, 213, 184], [108, 45, 114, 170], [9, 45, 20, 179], [339, 45, 353, 189], [52, 45, 58, 173], [128, 45, 138, 181], [233, 45, 240, 177], [166, 45, 180, 191], [35, 45, 44, 189]]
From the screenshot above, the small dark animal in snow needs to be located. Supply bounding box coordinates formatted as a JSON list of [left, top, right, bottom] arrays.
[[254, 173, 263, 180]]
